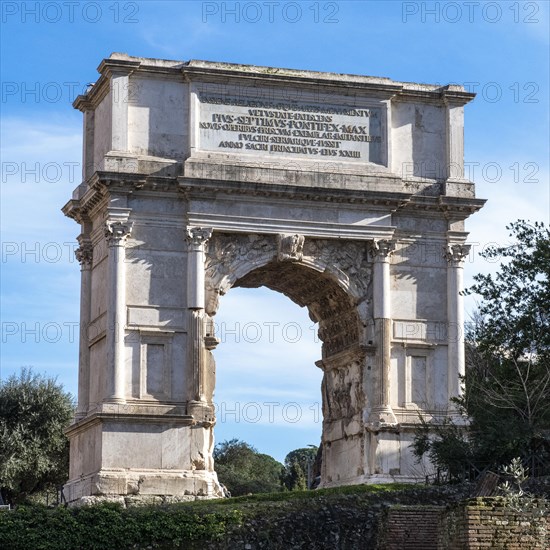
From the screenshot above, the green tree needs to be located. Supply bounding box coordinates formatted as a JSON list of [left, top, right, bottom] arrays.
[[413, 221, 550, 478], [0, 369, 74, 505], [281, 446, 318, 491], [213, 439, 283, 496]]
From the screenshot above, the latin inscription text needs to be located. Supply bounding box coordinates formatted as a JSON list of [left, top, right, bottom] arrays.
[[198, 94, 383, 163]]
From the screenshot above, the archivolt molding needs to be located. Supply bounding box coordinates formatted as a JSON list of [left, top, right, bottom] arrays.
[[204, 233, 373, 317], [204, 232, 374, 360], [205, 233, 277, 315]]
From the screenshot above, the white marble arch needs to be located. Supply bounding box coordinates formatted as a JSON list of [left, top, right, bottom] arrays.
[[62, 54, 485, 504]]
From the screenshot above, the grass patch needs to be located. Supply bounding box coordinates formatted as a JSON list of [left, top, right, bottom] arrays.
[[188, 482, 416, 507]]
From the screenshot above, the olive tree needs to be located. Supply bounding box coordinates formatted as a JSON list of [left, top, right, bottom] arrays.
[[0, 369, 74, 505]]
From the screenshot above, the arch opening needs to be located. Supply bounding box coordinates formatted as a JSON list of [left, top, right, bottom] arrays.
[[204, 232, 372, 360], [235, 260, 362, 359], [205, 235, 373, 488], [212, 285, 323, 468]]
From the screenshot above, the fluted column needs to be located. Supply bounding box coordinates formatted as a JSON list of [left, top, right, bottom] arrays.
[[186, 227, 213, 406], [75, 237, 93, 419], [104, 220, 133, 404], [445, 243, 471, 401], [368, 239, 397, 428]]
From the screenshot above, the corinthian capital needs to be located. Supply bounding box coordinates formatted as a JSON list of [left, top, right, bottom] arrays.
[[75, 243, 93, 267], [105, 221, 133, 246], [368, 239, 395, 261], [445, 243, 471, 266], [186, 227, 213, 249]]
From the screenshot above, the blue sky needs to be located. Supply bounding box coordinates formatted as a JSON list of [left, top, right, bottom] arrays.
[[1, 1, 549, 463]]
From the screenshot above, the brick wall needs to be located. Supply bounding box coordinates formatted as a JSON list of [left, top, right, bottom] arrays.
[[378, 506, 444, 549], [439, 497, 549, 550], [378, 499, 549, 550]]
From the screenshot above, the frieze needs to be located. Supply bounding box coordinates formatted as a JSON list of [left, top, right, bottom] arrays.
[[321, 360, 364, 421]]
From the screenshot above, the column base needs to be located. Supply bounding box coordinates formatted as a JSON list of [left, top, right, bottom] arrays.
[[105, 397, 127, 405], [366, 406, 398, 431], [187, 400, 215, 425]]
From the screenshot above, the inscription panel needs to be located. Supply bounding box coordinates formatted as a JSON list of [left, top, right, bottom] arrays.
[[197, 91, 385, 165]]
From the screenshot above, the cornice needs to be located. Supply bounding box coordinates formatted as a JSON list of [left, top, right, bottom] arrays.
[[97, 57, 142, 75], [62, 170, 485, 225], [183, 65, 403, 100], [393, 85, 475, 106], [62, 172, 181, 223], [72, 95, 94, 112], [74, 54, 477, 112], [65, 409, 194, 437], [73, 74, 110, 111], [61, 199, 81, 222], [180, 177, 484, 219], [438, 195, 487, 216], [182, 60, 475, 105], [73, 57, 142, 111]]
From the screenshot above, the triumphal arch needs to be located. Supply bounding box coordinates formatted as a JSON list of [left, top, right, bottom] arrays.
[[62, 54, 485, 504]]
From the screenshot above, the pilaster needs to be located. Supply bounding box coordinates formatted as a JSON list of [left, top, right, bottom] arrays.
[[97, 58, 140, 154], [445, 100, 465, 180]]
